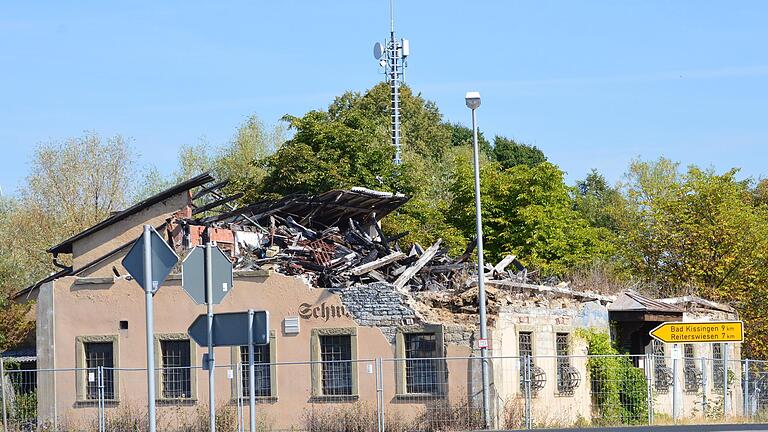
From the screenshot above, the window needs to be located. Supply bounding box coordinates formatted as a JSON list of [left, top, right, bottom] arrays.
[[310, 328, 357, 399], [556, 333, 574, 395], [683, 344, 700, 392], [653, 340, 671, 393], [320, 335, 352, 396], [395, 325, 445, 397], [231, 331, 277, 400], [239, 344, 271, 397], [519, 331, 533, 393], [713, 343, 724, 388], [76, 335, 119, 402], [405, 333, 440, 394], [161, 340, 191, 399], [84, 342, 115, 400], [154, 334, 196, 401]]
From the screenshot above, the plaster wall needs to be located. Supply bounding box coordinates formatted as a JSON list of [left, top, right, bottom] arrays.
[[651, 310, 743, 420], [495, 302, 593, 426], [42, 272, 475, 430], [71, 193, 188, 275]]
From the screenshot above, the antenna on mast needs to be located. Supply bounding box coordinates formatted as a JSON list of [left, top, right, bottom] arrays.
[[373, 0, 409, 165]]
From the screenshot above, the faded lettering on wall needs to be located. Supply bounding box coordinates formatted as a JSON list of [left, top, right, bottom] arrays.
[[299, 302, 351, 321]]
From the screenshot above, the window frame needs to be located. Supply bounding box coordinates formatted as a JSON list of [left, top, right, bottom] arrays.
[[75, 335, 120, 403], [310, 328, 358, 401], [683, 343, 700, 393], [230, 330, 278, 401], [555, 332, 575, 396], [395, 324, 445, 398], [154, 333, 197, 403]]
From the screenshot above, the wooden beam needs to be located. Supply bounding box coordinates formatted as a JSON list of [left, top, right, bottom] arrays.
[[349, 251, 405, 276], [394, 239, 442, 290]]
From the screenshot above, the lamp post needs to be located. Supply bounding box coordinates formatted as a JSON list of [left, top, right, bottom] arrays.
[[465, 91, 491, 428]]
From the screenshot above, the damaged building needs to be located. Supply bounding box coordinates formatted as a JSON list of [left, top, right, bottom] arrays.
[[11, 173, 745, 429]]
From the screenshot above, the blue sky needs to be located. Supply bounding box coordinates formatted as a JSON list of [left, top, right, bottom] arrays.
[[1, 1, 766, 195]]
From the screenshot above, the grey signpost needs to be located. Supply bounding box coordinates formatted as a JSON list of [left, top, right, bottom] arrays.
[[187, 310, 269, 432], [122, 225, 179, 432], [248, 310, 257, 432], [182, 242, 235, 432]]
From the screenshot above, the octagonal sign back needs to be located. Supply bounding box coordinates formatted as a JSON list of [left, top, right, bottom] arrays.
[[181, 245, 234, 305]]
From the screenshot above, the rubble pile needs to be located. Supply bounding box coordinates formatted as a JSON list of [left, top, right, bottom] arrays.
[[171, 186, 532, 293], [165, 185, 624, 314], [221, 215, 480, 291]]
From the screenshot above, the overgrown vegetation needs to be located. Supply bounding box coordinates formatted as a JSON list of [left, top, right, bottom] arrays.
[[301, 399, 482, 432], [576, 329, 648, 425], [4, 81, 768, 359]]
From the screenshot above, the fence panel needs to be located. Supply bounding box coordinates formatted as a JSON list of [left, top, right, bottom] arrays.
[[379, 356, 484, 432], [3, 353, 768, 431]]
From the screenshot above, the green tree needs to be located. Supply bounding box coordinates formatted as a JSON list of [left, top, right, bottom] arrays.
[[614, 158, 768, 357], [492, 136, 546, 169], [446, 122, 491, 156], [449, 159, 614, 275], [574, 169, 623, 231], [0, 133, 136, 349]]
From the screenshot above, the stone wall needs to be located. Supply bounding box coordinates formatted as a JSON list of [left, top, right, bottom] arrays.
[[333, 282, 417, 343]]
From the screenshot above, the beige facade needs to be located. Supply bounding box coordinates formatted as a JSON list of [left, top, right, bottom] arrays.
[[24, 178, 746, 430], [36, 270, 479, 430]]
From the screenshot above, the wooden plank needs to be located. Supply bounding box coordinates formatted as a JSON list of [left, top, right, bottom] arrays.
[[394, 239, 442, 290], [492, 255, 516, 274], [349, 251, 405, 276]]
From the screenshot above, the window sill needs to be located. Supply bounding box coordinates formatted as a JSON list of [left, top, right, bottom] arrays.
[[233, 396, 278, 403], [157, 398, 197, 406], [394, 393, 445, 401], [310, 394, 359, 403], [75, 399, 119, 407]]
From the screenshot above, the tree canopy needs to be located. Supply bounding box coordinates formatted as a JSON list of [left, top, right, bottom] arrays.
[[4, 84, 768, 358]]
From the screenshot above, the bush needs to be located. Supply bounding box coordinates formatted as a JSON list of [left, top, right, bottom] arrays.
[[576, 329, 648, 425]]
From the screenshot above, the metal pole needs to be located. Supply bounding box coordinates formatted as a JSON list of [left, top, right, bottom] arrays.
[[470, 106, 492, 429], [206, 242, 216, 432], [247, 310, 256, 432], [644, 353, 653, 425], [744, 358, 750, 418], [701, 356, 707, 415], [723, 343, 729, 418], [1, 357, 8, 432], [143, 225, 157, 432], [97, 366, 104, 432], [376, 358, 384, 432], [235, 362, 243, 432], [524, 355, 532, 430], [672, 356, 679, 422]]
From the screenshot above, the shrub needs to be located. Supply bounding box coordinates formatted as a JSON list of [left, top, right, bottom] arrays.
[[576, 328, 648, 425]]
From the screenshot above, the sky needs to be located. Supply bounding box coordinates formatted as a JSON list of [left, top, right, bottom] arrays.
[[1, 1, 767, 195]]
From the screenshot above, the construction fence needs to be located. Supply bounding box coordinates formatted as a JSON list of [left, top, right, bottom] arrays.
[[1, 354, 768, 431]]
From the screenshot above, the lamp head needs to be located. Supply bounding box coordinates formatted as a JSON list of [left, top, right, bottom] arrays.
[[465, 91, 481, 109]]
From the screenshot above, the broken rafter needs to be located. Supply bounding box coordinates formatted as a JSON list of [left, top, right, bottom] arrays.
[[192, 179, 230, 200], [192, 193, 244, 215], [349, 251, 406, 276], [394, 239, 442, 290]]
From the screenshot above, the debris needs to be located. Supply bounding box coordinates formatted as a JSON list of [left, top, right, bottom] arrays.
[[165, 183, 598, 313]]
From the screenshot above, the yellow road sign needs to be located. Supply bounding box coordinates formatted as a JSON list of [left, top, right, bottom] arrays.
[[649, 321, 743, 343]]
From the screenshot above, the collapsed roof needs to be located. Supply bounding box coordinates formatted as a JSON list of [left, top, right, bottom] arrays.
[[16, 174, 736, 319]]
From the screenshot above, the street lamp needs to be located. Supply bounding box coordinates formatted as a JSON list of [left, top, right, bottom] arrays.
[[465, 91, 491, 428]]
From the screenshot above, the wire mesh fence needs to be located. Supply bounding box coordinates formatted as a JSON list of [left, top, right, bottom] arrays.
[[1, 354, 767, 431]]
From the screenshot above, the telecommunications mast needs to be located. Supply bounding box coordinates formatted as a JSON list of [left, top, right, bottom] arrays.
[[373, 0, 409, 165]]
